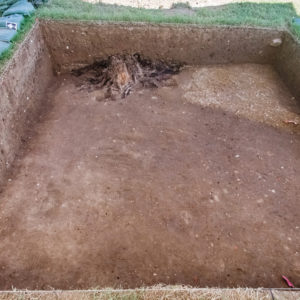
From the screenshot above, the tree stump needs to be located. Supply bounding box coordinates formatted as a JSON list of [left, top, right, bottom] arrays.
[[73, 54, 181, 100]]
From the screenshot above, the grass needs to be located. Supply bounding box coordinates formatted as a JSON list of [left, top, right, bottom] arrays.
[[171, 2, 192, 9], [0, 15, 35, 72], [37, 0, 299, 34]]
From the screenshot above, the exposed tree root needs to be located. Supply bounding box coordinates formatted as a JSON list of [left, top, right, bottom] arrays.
[[72, 54, 181, 100]]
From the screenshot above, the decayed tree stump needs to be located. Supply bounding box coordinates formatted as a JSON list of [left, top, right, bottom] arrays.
[[73, 54, 181, 100]]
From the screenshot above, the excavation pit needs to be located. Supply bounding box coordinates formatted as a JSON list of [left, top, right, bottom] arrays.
[[0, 21, 299, 290]]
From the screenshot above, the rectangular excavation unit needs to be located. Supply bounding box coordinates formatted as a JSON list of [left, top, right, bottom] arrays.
[[0, 20, 299, 289]]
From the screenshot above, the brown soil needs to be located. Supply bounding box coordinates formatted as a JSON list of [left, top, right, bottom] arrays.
[[0, 64, 299, 290], [0, 22, 53, 187], [41, 21, 284, 73]]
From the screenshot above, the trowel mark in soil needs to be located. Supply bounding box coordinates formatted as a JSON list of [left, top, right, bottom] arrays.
[[72, 54, 181, 100]]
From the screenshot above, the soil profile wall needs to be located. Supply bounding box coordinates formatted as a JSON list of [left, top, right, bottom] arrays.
[[0, 21, 53, 187], [40, 21, 285, 73], [275, 32, 300, 100]]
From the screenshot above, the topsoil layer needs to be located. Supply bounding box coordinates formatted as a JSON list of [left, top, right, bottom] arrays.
[[0, 64, 299, 289]]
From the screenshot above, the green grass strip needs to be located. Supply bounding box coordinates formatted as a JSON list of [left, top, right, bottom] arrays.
[[37, 0, 298, 32]]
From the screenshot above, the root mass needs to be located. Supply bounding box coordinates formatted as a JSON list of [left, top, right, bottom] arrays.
[[73, 54, 181, 100]]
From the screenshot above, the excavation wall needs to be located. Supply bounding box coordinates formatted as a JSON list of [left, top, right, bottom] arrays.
[[1, 21, 300, 187], [40, 21, 285, 73], [0, 20, 300, 290], [275, 32, 300, 99], [0, 21, 53, 186]]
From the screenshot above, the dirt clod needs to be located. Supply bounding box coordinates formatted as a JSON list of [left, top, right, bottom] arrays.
[[72, 54, 181, 100]]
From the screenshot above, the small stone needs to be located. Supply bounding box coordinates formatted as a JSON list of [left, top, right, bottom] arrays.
[[270, 38, 282, 47], [90, 90, 107, 102], [213, 194, 220, 202], [163, 77, 178, 87]]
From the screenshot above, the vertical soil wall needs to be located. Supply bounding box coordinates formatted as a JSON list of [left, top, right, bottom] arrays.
[[0, 21, 53, 187], [275, 32, 300, 100], [40, 21, 285, 73]]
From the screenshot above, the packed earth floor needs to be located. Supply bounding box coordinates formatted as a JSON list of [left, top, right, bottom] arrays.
[[0, 63, 299, 289]]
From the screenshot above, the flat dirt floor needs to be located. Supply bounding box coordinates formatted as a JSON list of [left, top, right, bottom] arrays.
[[0, 64, 299, 289]]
